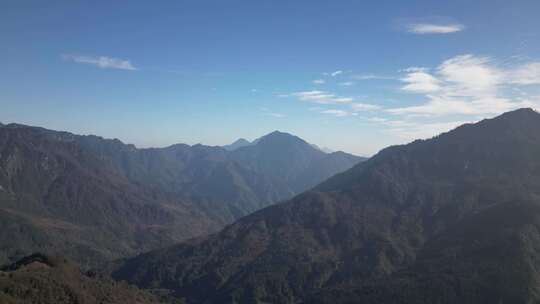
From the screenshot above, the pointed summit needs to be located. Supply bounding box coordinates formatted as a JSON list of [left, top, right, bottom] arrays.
[[229, 130, 363, 194], [255, 130, 309, 148], [223, 138, 251, 151]]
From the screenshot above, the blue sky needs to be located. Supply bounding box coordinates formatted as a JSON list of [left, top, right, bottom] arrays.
[[1, 1, 540, 156]]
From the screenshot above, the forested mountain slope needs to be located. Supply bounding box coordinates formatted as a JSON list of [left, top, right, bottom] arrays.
[[110, 108, 540, 304]]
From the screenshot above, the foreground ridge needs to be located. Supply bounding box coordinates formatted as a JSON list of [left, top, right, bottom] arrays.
[[0, 253, 159, 304]]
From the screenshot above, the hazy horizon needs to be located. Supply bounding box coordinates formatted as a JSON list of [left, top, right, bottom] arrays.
[[0, 119, 364, 155], [2, 1, 540, 155]]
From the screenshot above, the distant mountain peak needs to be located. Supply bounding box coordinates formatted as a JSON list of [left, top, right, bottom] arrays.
[[256, 130, 308, 146], [266, 130, 289, 136], [234, 138, 250, 144], [223, 138, 252, 151], [262, 130, 295, 138]]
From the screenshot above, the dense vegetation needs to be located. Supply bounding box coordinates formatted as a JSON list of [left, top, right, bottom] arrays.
[[0, 125, 361, 267], [0, 253, 160, 304], [109, 108, 540, 303]]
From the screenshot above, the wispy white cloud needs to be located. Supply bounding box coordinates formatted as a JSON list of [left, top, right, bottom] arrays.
[[408, 23, 465, 34], [313, 79, 326, 85], [347, 53, 540, 144], [438, 55, 502, 96], [401, 67, 427, 73], [367, 117, 388, 123], [321, 109, 350, 117], [286, 54, 539, 145], [387, 96, 528, 116], [390, 54, 540, 116], [332, 97, 354, 103], [351, 103, 381, 111], [351, 74, 394, 81], [509, 62, 540, 85], [289, 90, 354, 104], [401, 69, 441, 93], [331, 70, 343, 77], [62, 54, 137, 70]]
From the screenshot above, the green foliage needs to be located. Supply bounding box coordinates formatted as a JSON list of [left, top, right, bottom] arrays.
[[0, 124, 361, 268], [110, 109, 540, 303], [0, 253, 161, 304]]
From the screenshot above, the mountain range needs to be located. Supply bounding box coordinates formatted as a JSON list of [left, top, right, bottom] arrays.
[[108, 108, 540, 303], [0, 124, 363, 267]]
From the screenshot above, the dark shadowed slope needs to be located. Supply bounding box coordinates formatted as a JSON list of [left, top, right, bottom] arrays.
[[0, 253, 160, 304], [308, 200, 540, 304], [109, 109, 540, 304], [0, 125, 362, 267]]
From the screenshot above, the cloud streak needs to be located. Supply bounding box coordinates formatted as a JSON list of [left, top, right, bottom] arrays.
[[321, 109, 350, 117], [351, 103, 381, 111], [408, 23, 465, 34], [290, 90, 353, 104], [390, 54, 540, 116], [509, 62, 540, 85], [401, 68, 441, 93], [351, 74, 394, 81], [63, 54, 137, 70], [356, 54, 540, 143]]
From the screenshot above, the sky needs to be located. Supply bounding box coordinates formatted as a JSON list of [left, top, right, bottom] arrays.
[[1, 0, 540, 156]]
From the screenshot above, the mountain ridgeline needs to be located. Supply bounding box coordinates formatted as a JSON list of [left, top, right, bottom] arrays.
[[109, 108, 540, 304], [0, 125, 363, 267]]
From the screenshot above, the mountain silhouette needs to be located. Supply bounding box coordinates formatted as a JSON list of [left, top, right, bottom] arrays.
[[109, 108, 540, 303], [0, 125, 362, 267]]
